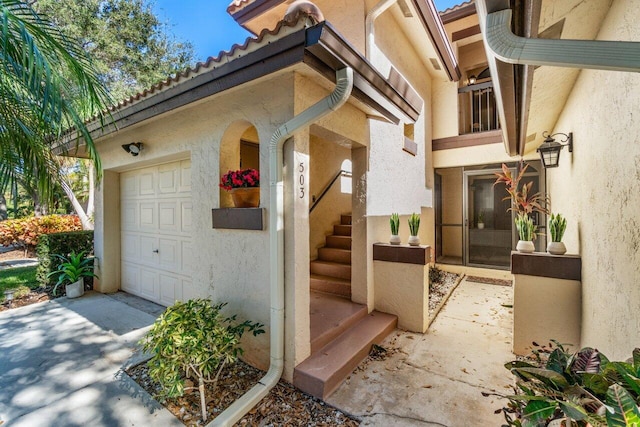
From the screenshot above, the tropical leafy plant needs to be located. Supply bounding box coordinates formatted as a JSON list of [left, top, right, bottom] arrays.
[[549, 213, 568, 243], [515, 213, 536, 241], [0, 215, 82, 254], [140, 299, 265, 422], [489, 341, 640, 427], [408, 213, 420, 236], [494, 163, 549, 216], [390, 213, 400, 235], [46, 250, 97, 295], [0, 0, 112, 202]]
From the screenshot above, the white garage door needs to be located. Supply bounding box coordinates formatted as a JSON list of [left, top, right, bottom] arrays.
[[120, 160, 193, 306]]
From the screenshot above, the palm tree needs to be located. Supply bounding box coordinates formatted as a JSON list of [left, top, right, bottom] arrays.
[[0, 0, 110, 214]]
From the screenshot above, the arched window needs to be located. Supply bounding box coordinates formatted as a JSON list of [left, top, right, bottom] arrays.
[[219, 121, 260, 208]]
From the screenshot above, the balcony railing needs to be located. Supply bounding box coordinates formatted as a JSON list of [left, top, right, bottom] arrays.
[[458, 82, 499, 135]]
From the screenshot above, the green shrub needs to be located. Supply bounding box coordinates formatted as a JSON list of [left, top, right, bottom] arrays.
[[140, 299, 264, 422], [0, 215, 82, 254], [36, 230, 93, 288], [491, 341, 640, 426]]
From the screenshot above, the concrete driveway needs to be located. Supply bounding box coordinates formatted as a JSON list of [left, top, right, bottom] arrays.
[[0, 292, 182, 427]]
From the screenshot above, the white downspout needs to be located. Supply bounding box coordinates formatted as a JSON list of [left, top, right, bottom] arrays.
[[208, 67, 354, 427], [485, 9, 640, 72], [366, 0, 398, 59]]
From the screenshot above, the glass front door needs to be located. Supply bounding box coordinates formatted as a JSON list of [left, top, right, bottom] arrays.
[[464, 169, 514, 268]]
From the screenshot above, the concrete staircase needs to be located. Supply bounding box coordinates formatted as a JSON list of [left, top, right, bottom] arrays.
[[310, 214, 352, 298], [294, 214, 397, 400]]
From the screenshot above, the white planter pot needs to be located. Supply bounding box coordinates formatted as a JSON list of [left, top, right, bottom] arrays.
[[408, 235, 420, 246], [389, 234, 401, 245], [547, 241, 567, 255], [66, 279, 84, 299], [516, 240, 535, 253], [477, 223, 485, 230]]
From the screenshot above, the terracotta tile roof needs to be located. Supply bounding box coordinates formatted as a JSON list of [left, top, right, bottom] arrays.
[[227, 0, 257, 14], [106, 18, 305, 114], [439, 0, 474, 14]]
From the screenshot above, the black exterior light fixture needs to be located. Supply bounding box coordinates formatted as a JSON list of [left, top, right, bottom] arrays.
[[122, 142, 144, 156], [537, 132, 573, 168]]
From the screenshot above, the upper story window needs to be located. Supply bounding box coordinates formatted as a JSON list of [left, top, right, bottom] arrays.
[[458, 67, 499, 135]]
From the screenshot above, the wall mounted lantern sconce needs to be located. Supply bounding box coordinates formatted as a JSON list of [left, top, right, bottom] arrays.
[[122, 142, 144, 156], [468, 74, 477, 85], [537, 132, 573, 168]]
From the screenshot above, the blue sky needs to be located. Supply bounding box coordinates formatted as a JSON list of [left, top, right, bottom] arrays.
[[153, 0, 464, 63]]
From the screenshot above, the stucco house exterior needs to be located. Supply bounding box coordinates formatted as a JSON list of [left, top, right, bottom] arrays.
[[62, 0, 639, 411]]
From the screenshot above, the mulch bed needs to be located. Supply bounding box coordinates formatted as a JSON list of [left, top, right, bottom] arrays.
[[0, 290, 51, 312], [127, 360, 360, 426], [466, 275, 512, 287], [0, 249, 32, 262]]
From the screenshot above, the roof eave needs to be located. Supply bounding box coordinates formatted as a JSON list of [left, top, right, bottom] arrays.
[[55, 21, 422, 154]]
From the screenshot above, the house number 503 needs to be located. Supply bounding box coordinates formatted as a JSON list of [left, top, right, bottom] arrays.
[[299, 162, 305, 199]]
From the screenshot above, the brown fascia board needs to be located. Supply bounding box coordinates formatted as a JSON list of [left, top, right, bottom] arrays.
[[230, 0, 286, 27], [440, 2, 477, 24], [410, 0, 461, 81], [62, 22, 420, 148]]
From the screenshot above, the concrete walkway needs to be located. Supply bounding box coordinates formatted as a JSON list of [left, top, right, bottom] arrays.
[[327, 277, 515, 426], [0, 292, 181, 427]]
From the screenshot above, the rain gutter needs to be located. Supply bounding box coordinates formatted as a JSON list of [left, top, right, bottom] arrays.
[[207, 66, 354, 427]]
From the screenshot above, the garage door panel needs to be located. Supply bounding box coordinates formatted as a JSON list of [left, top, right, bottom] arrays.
[[121, 160, 191, 307], [140, 269, 159, 302], [122, 202, 138, 230], [181, 202, 193, 233], [158, 165, 178, 194], [181, 241, 193, 273], [158, 238, 179, 271], [139, 171, 156, 195], [122, 234, 140, 260], [159, 202, 178, 232], [139, 236, 158, 265], [121, 263, 140, 294], [160, 274, 181, 306], [139, 202, 157, 231], [180, 160, 191, 193]]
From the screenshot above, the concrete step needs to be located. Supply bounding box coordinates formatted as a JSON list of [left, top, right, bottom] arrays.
[[294, 310, 398, 399], [309, 291, 366, 353], [318, 247, 351, 264], [341, 215, 352, 225], [310, 260, 351, 281], [333, 224, 352, 236], [310, 274, 351, 298], [325, 235, 351, 250]]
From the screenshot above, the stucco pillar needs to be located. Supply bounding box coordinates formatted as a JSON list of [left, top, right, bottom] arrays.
[[93, 170, 120, 293], [351, 145, 373, 310], [283, 130, 311, 381]]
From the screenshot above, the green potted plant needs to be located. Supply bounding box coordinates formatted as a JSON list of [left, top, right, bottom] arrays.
[[408, 213, 420, 246], [514, 213, 536, 253], [389, 213, 401, 245], [547, 213, 567, 255], [47, 250, 97, 298], [219, 168, 260, 208], [477, 210, 485, 229]]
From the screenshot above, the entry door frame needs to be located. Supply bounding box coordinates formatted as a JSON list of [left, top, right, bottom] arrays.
[[462, 167, 516, 269]]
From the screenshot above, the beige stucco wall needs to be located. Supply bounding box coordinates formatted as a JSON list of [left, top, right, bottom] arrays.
[[96, 73, 344, 378], [545, 0, 640, 359], [513, 274, 582, 355]]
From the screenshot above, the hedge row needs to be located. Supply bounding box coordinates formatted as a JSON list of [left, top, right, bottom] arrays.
[[36, 231, 94, 288], [0, 215, 82, 254]]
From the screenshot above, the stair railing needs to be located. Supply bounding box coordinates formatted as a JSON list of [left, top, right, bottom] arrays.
[[309, 169, 352, 213]]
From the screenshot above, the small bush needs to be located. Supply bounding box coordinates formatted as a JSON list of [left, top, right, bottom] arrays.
[[429, 266, 444, 284], [140, 299, 264, 422], [36, 230, 93, 288], [0, 215, 82, 254]]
